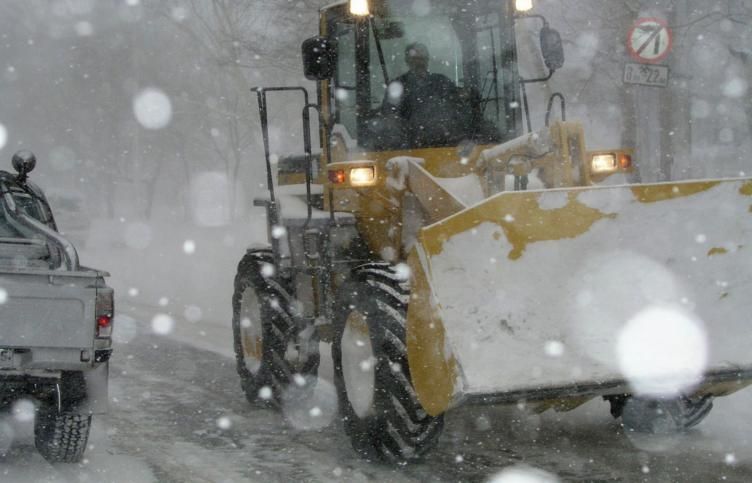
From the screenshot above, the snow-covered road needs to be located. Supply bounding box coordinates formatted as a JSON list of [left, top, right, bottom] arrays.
[[3, 219, 748, 482], [5, 298, 752, 482]]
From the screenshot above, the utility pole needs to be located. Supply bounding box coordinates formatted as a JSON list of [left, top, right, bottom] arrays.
[[666, 0, 692, 181]]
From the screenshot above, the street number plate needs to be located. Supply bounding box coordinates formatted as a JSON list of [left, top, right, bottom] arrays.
[[623, 62, 670, 88]]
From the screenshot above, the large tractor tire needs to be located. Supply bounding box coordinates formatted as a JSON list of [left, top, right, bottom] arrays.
[[332, 263, 444, 464], [610, 395, 714, 434], [34, 407, 91, 463], [232, 248, 319, 406]]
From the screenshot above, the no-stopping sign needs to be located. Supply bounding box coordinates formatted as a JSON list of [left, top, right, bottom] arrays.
[[628, 18, 673, 64]]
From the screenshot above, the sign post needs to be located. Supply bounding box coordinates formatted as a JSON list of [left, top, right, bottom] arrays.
[[624, 15, 675, 182]]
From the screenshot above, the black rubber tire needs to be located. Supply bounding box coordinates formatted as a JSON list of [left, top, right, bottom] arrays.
[[34, 408, 92, 463], [332, 263, 444, 464], [232, 248, 319, 406], [615, 395, 714, 434]]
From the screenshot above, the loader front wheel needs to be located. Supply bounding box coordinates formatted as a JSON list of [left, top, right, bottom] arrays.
[[232, 249, 319, 406], [332, 264, 444, 464], [617, 395, 714, 435]]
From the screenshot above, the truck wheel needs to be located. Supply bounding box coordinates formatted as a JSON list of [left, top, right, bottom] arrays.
[[617, 395, 714, 434], [332, 263, 444, 463], [232, 248, 319, 406], [34, 407, 91, 463]]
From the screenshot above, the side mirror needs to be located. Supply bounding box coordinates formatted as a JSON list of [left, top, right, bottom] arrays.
[[12, 150, 36, 178], [540, 26, 564, 72], [302, 36, 337, 81]]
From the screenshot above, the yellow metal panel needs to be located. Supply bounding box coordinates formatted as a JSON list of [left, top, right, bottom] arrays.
[[407, 162, 466, 224], [406, 249, 458, 417], [354, 146, 486, 178], [420, 190, 615, 260], [325, 147, 489, 259], [631, 181, 720, 203]]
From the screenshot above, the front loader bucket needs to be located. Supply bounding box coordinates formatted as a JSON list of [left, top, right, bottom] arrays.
[[406, 177, 752, 416]]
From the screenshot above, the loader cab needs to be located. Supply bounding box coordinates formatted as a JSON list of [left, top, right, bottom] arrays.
[[318, 0, 523, 154]]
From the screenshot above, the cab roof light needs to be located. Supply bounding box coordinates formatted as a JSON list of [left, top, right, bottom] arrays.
[[350, 0, 370, 16], [515, 0, 534, 12]]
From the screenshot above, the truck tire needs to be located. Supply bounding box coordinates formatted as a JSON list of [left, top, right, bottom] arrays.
[[615, 395, 714, 434], [332, 263, 444, 464], [34, 408, 91, 463], [232, 248, 319, 406]]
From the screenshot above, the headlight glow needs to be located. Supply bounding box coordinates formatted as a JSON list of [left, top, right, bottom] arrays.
[[350, 0, 370, 16], [515, 0, 534, 12], [350, 167, 376, 186], [591, 154, 617, 173]]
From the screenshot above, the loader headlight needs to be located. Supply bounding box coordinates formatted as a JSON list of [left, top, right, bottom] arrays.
[[590, 152, 633, 174], [350, 167, 376, 186], [591, 154, 617, 173]]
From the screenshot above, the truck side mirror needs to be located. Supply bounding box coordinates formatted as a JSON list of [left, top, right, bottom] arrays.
[[302, 36, 337, 81], [540, 26, 564, 72]]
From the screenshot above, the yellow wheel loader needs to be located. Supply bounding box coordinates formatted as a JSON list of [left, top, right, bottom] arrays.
[[232, 0, 752, 463]]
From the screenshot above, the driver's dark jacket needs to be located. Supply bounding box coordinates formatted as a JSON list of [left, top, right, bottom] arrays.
[[383, 71, 462, 147]]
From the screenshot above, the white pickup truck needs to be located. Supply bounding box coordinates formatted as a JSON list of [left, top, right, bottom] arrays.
[[0, 151, 113, 463]]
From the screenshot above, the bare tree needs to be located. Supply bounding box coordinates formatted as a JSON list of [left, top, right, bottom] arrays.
[[146, 0, 329, 217]]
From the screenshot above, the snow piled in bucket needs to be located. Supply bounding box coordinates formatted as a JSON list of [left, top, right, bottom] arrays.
[[425, 180, 752, 395]]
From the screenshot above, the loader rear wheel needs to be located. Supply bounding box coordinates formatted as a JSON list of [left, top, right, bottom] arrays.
[[232, 249, 319, 406], [616, 395, 714, 434], [332, 264, 444, 464]]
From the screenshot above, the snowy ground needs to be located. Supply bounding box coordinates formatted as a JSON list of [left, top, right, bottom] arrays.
[[2, 215, 752, 482]]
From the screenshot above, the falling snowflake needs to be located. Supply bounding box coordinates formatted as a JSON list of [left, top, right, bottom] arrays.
[[151, 314, 175, 335]]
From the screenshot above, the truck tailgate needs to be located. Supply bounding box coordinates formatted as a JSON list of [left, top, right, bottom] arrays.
[[0, 272, 96, 349]]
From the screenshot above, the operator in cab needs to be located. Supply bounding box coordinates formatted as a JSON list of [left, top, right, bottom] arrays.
[[378, 42, 493, 149], [385, 44, 457, 121]]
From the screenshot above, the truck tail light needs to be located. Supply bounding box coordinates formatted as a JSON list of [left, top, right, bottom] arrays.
[[97, 315, 113, 338], [96, 289, 114, 339]]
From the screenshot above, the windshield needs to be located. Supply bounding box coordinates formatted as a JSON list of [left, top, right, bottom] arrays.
[[331, 0, 520, 151]]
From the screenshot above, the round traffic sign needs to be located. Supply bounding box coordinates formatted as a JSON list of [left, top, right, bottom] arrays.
[[627, 18, 673, 64]]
